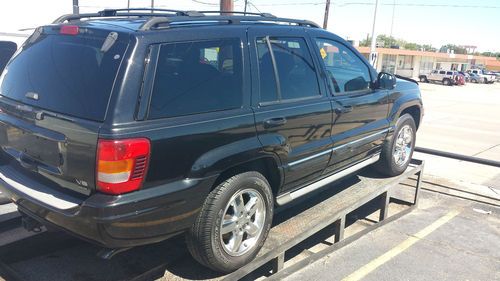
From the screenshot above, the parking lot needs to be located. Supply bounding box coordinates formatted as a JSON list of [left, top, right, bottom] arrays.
[[0, 82, 499, 281]]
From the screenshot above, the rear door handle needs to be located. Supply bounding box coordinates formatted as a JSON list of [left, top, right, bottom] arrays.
[[264, 117, 287, 128], [335, 106, 353, 114]]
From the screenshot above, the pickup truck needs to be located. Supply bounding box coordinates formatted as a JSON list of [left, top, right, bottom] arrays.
[[467, 69, 496, 84]]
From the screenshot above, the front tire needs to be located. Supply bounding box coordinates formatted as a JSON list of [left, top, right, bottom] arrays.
[[186, 171, 273, 273], [374, 114, 416, 176]]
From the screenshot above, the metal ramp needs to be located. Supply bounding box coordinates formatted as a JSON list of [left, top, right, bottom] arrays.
[[223, 159, 424, 280]]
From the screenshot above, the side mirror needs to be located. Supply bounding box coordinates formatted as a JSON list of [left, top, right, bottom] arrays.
[[377, 72, 396, 90]]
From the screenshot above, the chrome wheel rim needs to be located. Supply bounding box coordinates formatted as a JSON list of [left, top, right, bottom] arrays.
[[220, 188, 266, 256], [393, 125, 413, 166]]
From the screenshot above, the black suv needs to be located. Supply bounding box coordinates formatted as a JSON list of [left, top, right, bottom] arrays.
[[0, 9, 423, 272]]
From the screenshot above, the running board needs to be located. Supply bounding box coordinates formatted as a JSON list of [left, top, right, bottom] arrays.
[[276, 154, 380, 206]]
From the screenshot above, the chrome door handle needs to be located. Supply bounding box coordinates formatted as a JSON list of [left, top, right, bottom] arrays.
[[264, 117, 287, 128]]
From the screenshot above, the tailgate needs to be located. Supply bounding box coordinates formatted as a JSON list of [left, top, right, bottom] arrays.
[[0, 99, 100, 195], [0, 25, 129, 195]]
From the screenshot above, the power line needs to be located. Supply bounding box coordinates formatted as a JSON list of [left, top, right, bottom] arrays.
[[253, 1, 500, 8]]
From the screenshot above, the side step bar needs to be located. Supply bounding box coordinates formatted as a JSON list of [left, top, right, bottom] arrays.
[[276, 154, 380, 206]]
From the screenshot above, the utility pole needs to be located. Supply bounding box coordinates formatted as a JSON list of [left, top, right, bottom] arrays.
[[72, 0, 79, 15], [151, 0, 154, 9], [244, 0, 248, 13], [369, 0, 380, 68], [323, 0, 331, 29], [220, 0, 234, 14], [389, 0, 396, 47]]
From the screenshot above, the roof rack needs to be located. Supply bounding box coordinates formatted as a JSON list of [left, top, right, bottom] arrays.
[[139, 15, 320, 30], [197, 10, 277, 18], [52, 8, 320, 29]]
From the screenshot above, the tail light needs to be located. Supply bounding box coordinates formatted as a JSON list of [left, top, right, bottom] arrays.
[[96, 138, 150, 195], [60, 25, 79, 35]]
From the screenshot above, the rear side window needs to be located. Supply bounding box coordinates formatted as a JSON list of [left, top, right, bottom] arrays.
[[256, 37, 320, 102], [149, 39, 243, 119], [439, 70, 446, 74], [0, 33, 127, 121]]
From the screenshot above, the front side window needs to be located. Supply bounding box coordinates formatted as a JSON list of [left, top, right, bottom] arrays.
[[256, 37, 320, 102], [149, 39, 243, 119], [315, 38, 371, 94], [439, 70, 446, 74]]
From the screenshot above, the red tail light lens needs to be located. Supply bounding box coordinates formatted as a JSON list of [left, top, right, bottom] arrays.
[[96, 138, 150, 195], [60, 25, 79, 35]]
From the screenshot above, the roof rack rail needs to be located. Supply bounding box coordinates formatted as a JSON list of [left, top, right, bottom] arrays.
[[139, 15, 320, 30], [53, 8, 199, 24], [52, 8, 320, 29], [197, 11, 276, 18], [98, 8, 204, 17]]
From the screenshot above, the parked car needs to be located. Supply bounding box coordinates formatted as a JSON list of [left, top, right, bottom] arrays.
[[419, 69, 459, 86], [458, 71, 470, 82], [0, 9, 423, 272], [486, 71, 500, 82], [468, 73, 482, 83], [467, 68, 495, 84], [454, 73, 465, 85]]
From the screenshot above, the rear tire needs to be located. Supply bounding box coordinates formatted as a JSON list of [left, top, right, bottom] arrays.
[[186, 171, 273, 273], [443, 78, 451, 86], [419, 76, 427, 83], [374, 114, 416, 177]]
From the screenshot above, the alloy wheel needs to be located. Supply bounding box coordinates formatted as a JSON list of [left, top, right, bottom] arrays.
[[220, 188, 266, 256], [393, 125, 413, 166]]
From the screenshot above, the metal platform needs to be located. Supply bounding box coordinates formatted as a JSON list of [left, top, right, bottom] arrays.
[[223, 159, 424, 280]]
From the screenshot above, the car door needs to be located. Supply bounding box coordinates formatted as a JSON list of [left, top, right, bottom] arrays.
[[312, 37, 390, 173], [429, 70, 438, 81], [248, 27, 334, 192]]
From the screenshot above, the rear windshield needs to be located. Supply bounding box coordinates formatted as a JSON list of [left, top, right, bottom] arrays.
[[0, 31, 127, 121]]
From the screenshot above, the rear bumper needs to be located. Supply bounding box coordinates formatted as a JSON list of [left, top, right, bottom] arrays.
[[0, 161, 215, 248]]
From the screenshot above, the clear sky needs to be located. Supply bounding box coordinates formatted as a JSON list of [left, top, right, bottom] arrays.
[[1, 0, 499, 52]]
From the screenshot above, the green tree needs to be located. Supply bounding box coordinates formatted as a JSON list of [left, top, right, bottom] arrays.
[[439, 44, 467, 54]]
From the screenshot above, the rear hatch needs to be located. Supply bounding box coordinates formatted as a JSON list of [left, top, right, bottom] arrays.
[[0, 25, 129, 195]]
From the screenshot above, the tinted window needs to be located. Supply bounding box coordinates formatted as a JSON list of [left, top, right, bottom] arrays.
[[0, 33, 127, 121], [256, 37, 320, 102], [439, 70, 446, 74], [446, 71, 453, 75], [149, 39, 243, 119], [0, 41, 17, 73], [315, 39, 370, 94]]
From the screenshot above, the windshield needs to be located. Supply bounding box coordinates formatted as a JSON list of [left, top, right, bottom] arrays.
[[0, 31, 127, 121]]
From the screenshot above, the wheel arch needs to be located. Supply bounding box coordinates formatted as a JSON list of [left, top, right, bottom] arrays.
[[211, 156, 283, 197], [400, 105, 422, 129]]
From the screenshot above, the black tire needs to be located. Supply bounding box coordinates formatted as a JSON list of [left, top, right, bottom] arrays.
[[186, 171, 273, 273], [419, 76, 427, 83], [484, 78, 488, 84], [374, 114, 416, 177], [443, 78, 451, 86]]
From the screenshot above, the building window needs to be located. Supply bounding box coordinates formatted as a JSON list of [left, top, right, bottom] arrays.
[[419, 56, 434, 75], [398, 55, 413, 70], [381, 54, 397, 74]]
